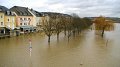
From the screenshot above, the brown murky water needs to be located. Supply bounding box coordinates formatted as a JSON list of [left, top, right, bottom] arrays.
[[0, 23, 120, 67]]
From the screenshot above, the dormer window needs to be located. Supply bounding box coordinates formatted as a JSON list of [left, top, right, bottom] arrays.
[[24, 13, 27, 15], [26, 12, 28, 15], [7, 11, 10, 15], [11, 12, 14, 15], [20, 12, 23, 15]]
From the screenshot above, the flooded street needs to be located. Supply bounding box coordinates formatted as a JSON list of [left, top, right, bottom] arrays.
[[0, 23, 120, 67]]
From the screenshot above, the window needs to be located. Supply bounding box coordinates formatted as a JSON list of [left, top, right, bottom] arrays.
[[28, 18, 30, 20], [1, 22, 3, 25], [20, 23, 22, 25], [20, 18, 23, 20], [28, 18, 31, 22], [1, 15, 3, 18], [8, 19, 10, 21], [24, 18, 27, 20], [24, 23, 27, 25]]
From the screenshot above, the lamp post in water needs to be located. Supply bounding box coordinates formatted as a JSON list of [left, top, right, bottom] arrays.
[[29, 39, 32, 56], [29, 39, 32, 67]]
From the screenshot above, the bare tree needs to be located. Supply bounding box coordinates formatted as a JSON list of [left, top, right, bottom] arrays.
[[42, 15, 55, 43], [66, 16, 73, 41], [54, 14, 63, 40], [71, 13, 93, 36], [61, 15, 68, 36], [42, 12, 93, 42]]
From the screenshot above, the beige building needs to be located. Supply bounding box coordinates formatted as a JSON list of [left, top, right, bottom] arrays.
[[10, 6, 34, 33], [28, 9, 43, 31], [0, 12, 5, 27], [0, 12, 5, 34], [4, 11, 16, 30]]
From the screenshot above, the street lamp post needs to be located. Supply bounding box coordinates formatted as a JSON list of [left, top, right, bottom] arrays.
[[29, 39, 32, 57], [29, 39, 32, 67]]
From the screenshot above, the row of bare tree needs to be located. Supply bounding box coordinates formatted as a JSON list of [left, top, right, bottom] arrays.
[[42, 13, 92, 43]]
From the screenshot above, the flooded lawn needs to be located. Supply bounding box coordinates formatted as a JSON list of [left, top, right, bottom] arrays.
[[0, 23, 120, 67]]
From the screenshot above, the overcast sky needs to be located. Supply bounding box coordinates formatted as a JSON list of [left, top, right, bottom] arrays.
[[0, 0, 120, 17]]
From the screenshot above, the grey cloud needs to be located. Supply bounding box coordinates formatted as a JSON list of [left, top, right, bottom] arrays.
[[46, 0, 65, 5], [0, 0, 120, 17], [60, 0, 120, 17]]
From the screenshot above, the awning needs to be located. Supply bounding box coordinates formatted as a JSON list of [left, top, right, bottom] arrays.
[[20, 26, 34, 30]]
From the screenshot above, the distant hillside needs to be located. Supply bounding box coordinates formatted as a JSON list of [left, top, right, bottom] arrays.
[[86, 17, 120, 23], [40, 12, 72, 17]]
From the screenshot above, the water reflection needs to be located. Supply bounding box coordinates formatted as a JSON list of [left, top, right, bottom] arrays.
[[0, 23, 120, 67]]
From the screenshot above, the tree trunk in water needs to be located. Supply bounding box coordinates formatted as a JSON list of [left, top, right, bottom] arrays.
[[68, 36, 69, 42], [68, 31, 70, 42], [48, 35, 50, 43], [101, 27, 105, 37], [57, 33, 59, 41]]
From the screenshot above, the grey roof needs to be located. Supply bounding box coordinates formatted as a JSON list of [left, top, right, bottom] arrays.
[[5, 11, 15, 16], [30, 9, 42, 17], [0, 5, 15, 16], [10, 6, 33, 16], [0, 5, 9, 12]]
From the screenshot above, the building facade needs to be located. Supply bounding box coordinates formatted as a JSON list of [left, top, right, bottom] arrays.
[[0, 6, 16, 36], [10, 6, 34, 33], [0, 12, 5, 35], [0, 12, 5, 27], [4, 11, 16, 30], [28, 9, 43, 31]]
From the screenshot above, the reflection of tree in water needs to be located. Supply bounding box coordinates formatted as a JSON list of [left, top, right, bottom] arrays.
[[47, 30, 89, 52], [94, 33, 114, 48]]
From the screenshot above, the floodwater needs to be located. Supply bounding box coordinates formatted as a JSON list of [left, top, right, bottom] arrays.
[[0, 23, 120, 67]]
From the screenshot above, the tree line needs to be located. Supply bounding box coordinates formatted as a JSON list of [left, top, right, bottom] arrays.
[[41, 12, 93, 43]]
